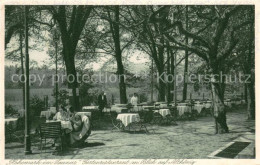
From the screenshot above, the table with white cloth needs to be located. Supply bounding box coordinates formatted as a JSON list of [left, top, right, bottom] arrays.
[[159, 103, 168, 109], [116, 113, 140, 127], [5, 118, 18, 129], [18, 109, 25, 117], [142, 106, 155, 111], [110, 105, 128, 113], [40, 111, 52, 119], [224, 100, 232, 107], [5, 118, 19, 142], [193, 104, 204, 114], [176, 106, 191, 116], [204, 102, 212, 109], [76, 112, 92, 118], [154, 109, 171, 117], [82, 106, 99, 112]]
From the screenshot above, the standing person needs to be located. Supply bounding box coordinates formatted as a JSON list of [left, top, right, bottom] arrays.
[[98, 91, 107, 118], [131, 93, 138, 111]]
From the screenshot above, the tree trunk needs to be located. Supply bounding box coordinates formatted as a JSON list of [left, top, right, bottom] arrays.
[[211, 76, 229, 134], [246, 18, 255, 120], [158, 68, 165, 102], [112, 6, 127, 104], [183, 5, 189, 101], [247, 82, 255, 120], [63, 46, 80, 112], [244, 83, 248, 104], [157, 36, 165, 102], [117, 60, 127, 104], [170, 49, 175, 102], [166, 44, 171, 103]]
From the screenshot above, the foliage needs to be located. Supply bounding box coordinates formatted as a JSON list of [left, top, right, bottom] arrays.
[[5, 103, 16, 115], [52, 89, 69, 107], [30, 95, 45, 117], [79, 82, 97, 106], [139, 93, 148, 103]]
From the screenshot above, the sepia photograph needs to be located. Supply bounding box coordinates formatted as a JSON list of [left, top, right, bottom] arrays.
[[2, 2, 256, 162]]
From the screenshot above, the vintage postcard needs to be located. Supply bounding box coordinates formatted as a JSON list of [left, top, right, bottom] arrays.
[[0, 0, 258, 164]]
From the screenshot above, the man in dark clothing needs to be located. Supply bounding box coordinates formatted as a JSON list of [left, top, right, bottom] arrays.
[[98, 91, 107, 118]]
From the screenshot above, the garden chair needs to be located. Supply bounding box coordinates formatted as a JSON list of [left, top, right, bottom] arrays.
[[151, 112, 163, 124], [165, 114, 178, 125], [135, 113, 155, 134], [39, 121, 63, 152], [5, 117, 25, 143], [109, 112, 123, 131]]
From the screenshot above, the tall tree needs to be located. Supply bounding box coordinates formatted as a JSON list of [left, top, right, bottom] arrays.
[[150, 5, 253, 133], [104, 6, 127, 104], [48, 6, 93, 111]]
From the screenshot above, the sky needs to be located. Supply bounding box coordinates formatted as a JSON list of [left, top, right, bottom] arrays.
[[5, 35, 150, 72]]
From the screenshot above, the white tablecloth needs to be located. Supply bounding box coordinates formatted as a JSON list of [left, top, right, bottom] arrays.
[[40, 111, 52, 119], [178, 103, 188, 106], [160, 104, 168, 108], [5, 118, 18, 128], [154, 109, 171, 117], [76, 112, 92, 117], [204, 103, 212, 109], [142, 106, 154, 111], [116, 113, 140, 127], [224, 101, 232, 107], [194, 104, 204, 113], [111, 106, 128, 113], [82, 106, 99, 111], [177, 106, 191, 116]]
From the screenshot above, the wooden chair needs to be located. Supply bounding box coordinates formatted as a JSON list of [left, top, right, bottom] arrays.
[[39, 121, 63, 152]]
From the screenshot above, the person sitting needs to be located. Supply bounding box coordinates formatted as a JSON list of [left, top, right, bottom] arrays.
[[70, 114, 83, 132], [70, 114, 91, 147], [53, 105, 67, 121]]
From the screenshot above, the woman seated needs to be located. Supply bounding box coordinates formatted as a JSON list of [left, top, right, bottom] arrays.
[[53, 105, 68, 121], [69, 114, 91, 147], [70, 114, 83, 132]]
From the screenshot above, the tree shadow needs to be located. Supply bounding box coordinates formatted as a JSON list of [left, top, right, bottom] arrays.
[[5, 144, 24, 149], [78, 142, 105, 148]]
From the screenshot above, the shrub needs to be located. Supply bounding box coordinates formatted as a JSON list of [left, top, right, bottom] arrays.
[[30, 95, 45, 117], [5, 104, 16, 115], [52, 89, 69, 107]]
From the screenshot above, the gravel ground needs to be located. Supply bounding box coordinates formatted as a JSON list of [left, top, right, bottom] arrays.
[[5, 107, 255, 159]]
